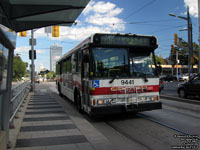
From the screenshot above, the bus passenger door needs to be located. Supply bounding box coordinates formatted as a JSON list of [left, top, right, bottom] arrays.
[[81, 52, 90, 111]]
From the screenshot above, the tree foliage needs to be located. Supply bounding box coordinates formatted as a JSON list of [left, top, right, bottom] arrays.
[[169, 38, 199, 65], [46, 71, 56, 79], [13, 55, 27, 80], [155, 55, 165, 64]]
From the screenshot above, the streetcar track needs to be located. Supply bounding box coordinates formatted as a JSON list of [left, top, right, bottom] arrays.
[[137, 113, 200, 140], [162, 106, 200, 120], [104, 121, 152, 150], [162, 101, 200, 114]]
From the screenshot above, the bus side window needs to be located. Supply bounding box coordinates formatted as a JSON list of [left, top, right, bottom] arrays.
[[72, 53, 76, 73], [67, 56, 72, 73], [77, 51, 82, 73], [56, 63, 60, 75]]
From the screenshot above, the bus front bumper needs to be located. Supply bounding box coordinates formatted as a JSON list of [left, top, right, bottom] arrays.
[[90, 102, 162, 116]]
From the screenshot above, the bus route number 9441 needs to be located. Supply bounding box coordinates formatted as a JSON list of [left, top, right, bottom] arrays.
[[121, 80, 134, 85]]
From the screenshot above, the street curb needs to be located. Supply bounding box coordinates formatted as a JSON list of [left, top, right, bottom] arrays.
[[160, 95, 200, 105]]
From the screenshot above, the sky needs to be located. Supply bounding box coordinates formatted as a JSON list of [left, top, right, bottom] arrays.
[[15, 0, 199, 72]]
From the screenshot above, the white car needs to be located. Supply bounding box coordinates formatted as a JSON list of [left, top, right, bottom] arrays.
[[182, 74, 189, 81]]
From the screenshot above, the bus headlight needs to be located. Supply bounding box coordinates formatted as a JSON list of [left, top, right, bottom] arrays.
[[97, 100, 104, 105], [97, 99, 109, 105]]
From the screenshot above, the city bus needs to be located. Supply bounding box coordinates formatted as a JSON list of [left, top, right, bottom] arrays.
[[56, 33, 162, 116]]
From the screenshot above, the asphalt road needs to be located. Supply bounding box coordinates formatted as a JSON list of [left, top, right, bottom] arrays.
[[160, 81, 179, 97], [47, 82, 200, 150]]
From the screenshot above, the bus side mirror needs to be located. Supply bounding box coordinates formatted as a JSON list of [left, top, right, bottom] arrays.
[[83, 54, 90, 63]]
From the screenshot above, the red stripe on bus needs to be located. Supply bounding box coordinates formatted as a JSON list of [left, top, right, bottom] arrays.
[[90, 85, 159, 95]]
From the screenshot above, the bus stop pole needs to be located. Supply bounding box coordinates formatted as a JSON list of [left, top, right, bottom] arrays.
[[31, 30, 35, 92]]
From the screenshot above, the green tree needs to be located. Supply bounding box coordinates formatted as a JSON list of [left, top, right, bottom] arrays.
[[46, 71, 55, 79], [170, 38, 199, 65], [13, 55, 27, 81], [155, 55, 165, 64]]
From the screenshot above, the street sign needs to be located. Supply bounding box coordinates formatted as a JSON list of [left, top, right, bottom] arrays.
[[29, 38, 36, 46]]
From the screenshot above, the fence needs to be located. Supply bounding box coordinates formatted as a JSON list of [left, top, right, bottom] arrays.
[[9, 81, 30, 128]]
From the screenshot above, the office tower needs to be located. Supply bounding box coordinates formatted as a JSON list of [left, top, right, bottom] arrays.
[[50, 44, 62, 72]]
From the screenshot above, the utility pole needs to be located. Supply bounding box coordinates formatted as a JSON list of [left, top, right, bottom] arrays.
[[31, 30, 35, 92], [176, 50, 179, 80], [187, 6, 193, 75], [198, 0, 200, 73], [169, 6, 193, 75]]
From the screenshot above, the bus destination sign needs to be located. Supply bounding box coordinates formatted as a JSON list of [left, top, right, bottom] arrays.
[[96, 34, 155, 46]]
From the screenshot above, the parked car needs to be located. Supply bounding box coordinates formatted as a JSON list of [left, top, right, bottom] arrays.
[[35, 76, 42, 83], [159, 78, 164, 92], [160, 75, 177, 82], [177, 73, 200, 98]]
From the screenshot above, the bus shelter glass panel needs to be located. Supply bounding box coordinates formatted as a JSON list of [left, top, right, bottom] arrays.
[[0, 44, 9, 130]]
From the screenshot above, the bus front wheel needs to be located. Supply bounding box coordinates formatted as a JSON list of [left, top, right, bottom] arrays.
[[75, 92, 83, 113]]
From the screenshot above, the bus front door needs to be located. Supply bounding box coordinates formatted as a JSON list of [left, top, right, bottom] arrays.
[[82, 57, 90, 111]]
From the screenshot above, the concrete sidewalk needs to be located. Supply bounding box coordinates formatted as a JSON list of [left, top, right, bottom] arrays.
[[12, 83, 112, 150]]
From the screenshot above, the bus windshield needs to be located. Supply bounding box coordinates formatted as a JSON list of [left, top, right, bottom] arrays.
[[130, 51, 154, 77], [92, 48, 155, 78], [92, 48, 129, 78]]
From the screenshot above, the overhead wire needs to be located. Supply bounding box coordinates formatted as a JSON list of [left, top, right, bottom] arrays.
[[123, 0, 157, 20]]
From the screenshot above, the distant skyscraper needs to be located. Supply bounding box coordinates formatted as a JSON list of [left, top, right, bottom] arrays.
[[50, 44, 62, 72]]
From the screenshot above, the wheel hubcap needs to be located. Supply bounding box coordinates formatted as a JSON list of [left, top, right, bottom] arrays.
[[180, 90, 185, 97]]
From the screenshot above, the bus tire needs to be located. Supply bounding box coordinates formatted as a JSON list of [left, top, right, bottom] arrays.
[[58, 84, 63, 97], [75, 92, 83, 113]]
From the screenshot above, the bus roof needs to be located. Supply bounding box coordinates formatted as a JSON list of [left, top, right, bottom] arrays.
[[57, 33, 158, 63]]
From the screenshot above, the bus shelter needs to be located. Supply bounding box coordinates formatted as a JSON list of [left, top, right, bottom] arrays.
[[0, 0, 90, 149]]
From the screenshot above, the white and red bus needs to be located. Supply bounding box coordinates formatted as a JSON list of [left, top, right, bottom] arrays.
[[56, 33, 162, 116]]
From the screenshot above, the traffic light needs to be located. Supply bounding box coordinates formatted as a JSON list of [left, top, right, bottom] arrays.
[[171, 44, 175, 53], [52, 26, 59, 37], [174, 33, 178, 45], [29, 50, 36, 59], [19, 31, 27, 37]]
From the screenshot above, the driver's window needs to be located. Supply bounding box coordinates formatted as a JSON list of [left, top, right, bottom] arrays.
[[192, 75, 200, 84]]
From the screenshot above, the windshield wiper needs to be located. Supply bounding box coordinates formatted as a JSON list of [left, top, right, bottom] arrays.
[[136, 72, 148, 82], [109, 75, 117, 84]]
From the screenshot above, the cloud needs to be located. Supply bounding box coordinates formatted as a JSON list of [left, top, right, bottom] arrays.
[[184, 0, 198, 17], [27, 1, 125, 41], [15, 46, 46, 54], [83, 1, 125, 31], [15, 46, 30, 53], [83, 1, 116, 15]]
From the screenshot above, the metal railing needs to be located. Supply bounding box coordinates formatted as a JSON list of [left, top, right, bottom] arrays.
[[9, 81, 31, 127]]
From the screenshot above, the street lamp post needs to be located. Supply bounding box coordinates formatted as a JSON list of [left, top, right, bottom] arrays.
[[169, 6, 193, 75]]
